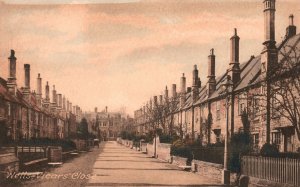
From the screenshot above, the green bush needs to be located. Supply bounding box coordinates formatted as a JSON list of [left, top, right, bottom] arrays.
[[171, 146, 193, 160], [260, 143, 279, 157], [229, 132, 252, 173]]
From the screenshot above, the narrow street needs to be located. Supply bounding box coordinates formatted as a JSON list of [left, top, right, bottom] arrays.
[[86, 142, 225, 187]]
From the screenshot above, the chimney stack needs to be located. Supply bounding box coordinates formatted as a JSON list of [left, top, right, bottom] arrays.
[[153, 96, 158, 109], [95, 107, 98, 113], [261, 0, 278, 78], [165, 86, 168, 100], [187, 87, 192, 93], [180, 73, 186, 108], [45, 82, 50, 102], [7, 50, 17, 94], [207, 49, 216, 96], [192, 65, 199, 102], [23, 64, 31, 100], [70, 102, 73, 113], [286, 14, 296, 39], [149, 98, 153, 110], [63, 96, 66, 110], [105, 106, 108, 113], [263, 0, 276, 43], [52, 85, 57, 105], [172, 84, 177, 98], [24, 64, 30, 90], [59, 94, 62, 108], [67, 100, 69, 112], [37, 74, 42, 98], [197, 78, 201, 89], [228, 28, 241, 85], [159, 95, 163, 105]]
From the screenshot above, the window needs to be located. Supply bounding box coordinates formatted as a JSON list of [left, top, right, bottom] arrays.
[[216, 101, 220, 120], [272, 132, 281, 149], [253, 97, 259, 118], [251, 133, 259, 152]]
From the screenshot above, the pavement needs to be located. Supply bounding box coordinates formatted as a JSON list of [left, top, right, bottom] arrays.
[[87, 141, 226, 187]]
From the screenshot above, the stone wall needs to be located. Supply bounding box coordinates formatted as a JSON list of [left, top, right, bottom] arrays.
[[146, 143, 154, 157], [192, 159, 223, 181], [171, 156, 189, 166], [140, 142, 147, 153], [0, 148, 19, 180], [156, 143, 171, 162], [48, 146, 62, 162]]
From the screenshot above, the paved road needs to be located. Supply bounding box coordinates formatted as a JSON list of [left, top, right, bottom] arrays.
[[87, 141, 225, 187]]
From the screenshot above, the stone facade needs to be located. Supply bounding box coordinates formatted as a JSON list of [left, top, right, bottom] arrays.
[[134, 1, 300, 153], [0, 50, 84, 145], [86, 107, 133, 141]]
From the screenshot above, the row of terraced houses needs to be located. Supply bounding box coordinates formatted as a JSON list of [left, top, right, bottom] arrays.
[[0, 49, 84, 144], [134, 0, 300, 153]]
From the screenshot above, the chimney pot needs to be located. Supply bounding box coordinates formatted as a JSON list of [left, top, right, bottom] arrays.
[[172, 84, 177, 98], [286, 14, 297, 39], [24, 64, 30, 89], [289, 14, 294, 26]]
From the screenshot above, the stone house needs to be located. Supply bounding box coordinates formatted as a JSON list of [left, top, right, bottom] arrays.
[[134, 0, 300, 153]]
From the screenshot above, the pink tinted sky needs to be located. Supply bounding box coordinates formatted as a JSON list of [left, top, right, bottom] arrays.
[[0, 0, 299, 116]]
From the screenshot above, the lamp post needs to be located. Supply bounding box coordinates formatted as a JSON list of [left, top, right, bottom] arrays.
[[221, 75, 233, 185]]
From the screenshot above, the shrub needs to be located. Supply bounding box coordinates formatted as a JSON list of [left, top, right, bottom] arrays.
[[171, 146, 193, 161], [260, 143, 279, 157]]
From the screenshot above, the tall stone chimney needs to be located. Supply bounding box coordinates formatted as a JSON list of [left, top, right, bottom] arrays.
[[67, 100, 69, 112], [159, 95, 163, 105], [187, 87, 192, 93], [45, 81, 50, 103], [172, 84, 177, 98], [149, 98, 153, 110], [7, 50, 17, 94], [36, 74, 42, 105], [153, 96, 158, 107], [70, 102, 72, 113], [228, 28, 241, 85], [57, 94, 62, 109], [197, 78, 201, 89], [105, 106, 108, 113], [95, 107, 98, 113], [180, 73, 186, 108], [63, 96, 66, 110], [164, 86, 168, 100], [207, 48, 216, 96], [24, 64, 30, 89], [52, 85, 57, 105], [192, 65, 199, 102], [286, 14, 296, 39], [23, 64, 31, 99], [261, 0, 278, 79]]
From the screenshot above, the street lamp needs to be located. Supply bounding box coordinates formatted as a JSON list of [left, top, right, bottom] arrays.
[[221, 75, 233, 185]]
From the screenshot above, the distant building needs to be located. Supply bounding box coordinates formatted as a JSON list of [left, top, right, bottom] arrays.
[[86, 106, 132, 141]]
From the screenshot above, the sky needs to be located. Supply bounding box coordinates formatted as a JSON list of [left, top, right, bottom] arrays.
[[0, 0, 299, 116]]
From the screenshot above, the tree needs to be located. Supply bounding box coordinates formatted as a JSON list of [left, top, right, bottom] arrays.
[[257, 44, 300, 142], [77, 118, 89, 140], [269, 44, 300, 141]]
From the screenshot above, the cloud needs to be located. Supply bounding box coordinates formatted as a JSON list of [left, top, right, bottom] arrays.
[[0, 0, 299, 115]]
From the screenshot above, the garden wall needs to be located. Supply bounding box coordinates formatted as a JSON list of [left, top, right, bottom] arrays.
[[156, 143, 171, 162]]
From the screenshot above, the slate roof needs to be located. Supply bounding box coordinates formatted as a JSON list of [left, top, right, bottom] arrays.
[[170, 33, 300, 110]]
